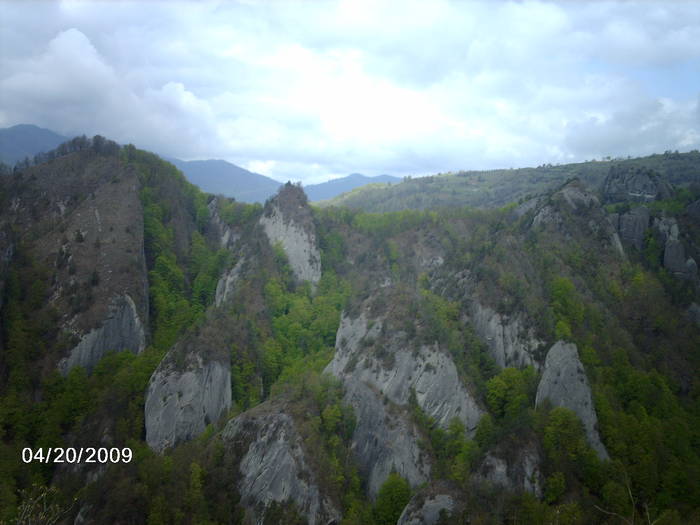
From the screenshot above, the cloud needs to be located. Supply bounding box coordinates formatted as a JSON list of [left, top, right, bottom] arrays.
[[1, 0, 699, 183]]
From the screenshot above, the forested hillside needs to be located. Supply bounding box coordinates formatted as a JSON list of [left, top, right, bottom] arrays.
[[1, 137, 699, 524], [322, 150, 700, 212]]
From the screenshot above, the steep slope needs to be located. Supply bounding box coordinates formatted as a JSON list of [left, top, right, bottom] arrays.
[[0, 139, 148, 376], [3, 141, 700, 524]]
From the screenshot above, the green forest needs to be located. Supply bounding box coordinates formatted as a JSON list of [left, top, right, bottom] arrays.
[[1, 139, 700, 524]]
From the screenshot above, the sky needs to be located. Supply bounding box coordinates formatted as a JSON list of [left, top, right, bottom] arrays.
[[1, 1, 699, 184]]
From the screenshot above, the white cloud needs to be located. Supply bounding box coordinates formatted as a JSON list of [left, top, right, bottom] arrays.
[[1, 0, 699, 182]]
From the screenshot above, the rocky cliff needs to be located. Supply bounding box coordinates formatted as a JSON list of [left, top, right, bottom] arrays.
[[535, 341, 609, 459], [221, 401, 341, 525], [602, 165, 673, 204], [259, 182, 321, 287], [145, 350, 231, 453], [326, 304, 483, 497], [58, 294, 145, 374]]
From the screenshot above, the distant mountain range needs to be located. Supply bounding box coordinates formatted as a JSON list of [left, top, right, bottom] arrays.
[[167, 158, 399, 203], [167, 158, 281, 204], [304, 173, 399, 201], [0, 124, 399, 203], [0, 124, 67, 165]]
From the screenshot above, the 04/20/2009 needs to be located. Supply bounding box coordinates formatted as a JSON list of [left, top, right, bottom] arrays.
[[21, 447, 132, 464]]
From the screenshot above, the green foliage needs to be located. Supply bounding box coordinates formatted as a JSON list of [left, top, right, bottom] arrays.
[[135, 151, 228, 351], [485, 367, 536, 424], [550, 276, 583, 340], [218, 198, 262, 227], [373, 473, 411, 525], [544, 471, 566, 503], [260, 271, 349, 396], [410, 393, 478, 483]]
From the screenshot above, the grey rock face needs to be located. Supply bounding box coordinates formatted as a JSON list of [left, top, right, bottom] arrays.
[[222, 406, 341, 525], [687, 199, 700, 221], [325, 314, 430, 496], [207, 198, 239, 250], [259, 194, 321, 286], [145, 355, 231, 453], [58, 295, 145, 375], [326, 311, 483, 497], [617, 206, 650, 251], [602, 165, 673, 203], [468, 302, 543, 369], [214, 257, 245, 306], [397, 494, 454, 525], [536, 341, 609, 460], [688, 303, 700, 327], [663, 240, 698, 280], [653, 216, 679, 244], [476, 443, 542, 497]]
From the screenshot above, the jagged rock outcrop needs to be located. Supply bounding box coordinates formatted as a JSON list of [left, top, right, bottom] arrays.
[[531, 179, 625, 257], [653, 216, 680, 244], [58, 294, 145, 374], [475, 443, 542, 497], [651, 216, 698, 280], [536, 341, 609, 459], [611, 206, 650, 251], [602, 165, 673, 204], [215, 257, 245, 306], [326, 310, 482, 496], [687, 199, 700, 221], [397, 493, 455, 525], [260, 183, 321, 287], [467, 302, 543, 369], [688, 303, 700, 327], [221, 402, 341, 525], [145, 353, 231, 453], [207, 197, 239, 250], [664, 240, 697, 280]]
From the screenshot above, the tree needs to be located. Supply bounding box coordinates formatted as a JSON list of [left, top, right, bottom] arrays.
[[374, 473, 411, 525]]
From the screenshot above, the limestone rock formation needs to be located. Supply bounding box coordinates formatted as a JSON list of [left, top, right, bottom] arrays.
[[614, 206, 650, 251], [58, 294, 145, 374], [326, 309, 483, 496], [531, 179, 625, 257], [221, 402, 341, 525], [653, 216, 680, 244], [259, 183, 321, 287], [397, 493, 455, 525], [687, 199, 700, 221], [214, 257, 245, 306], [467, 302, 543, 369], [536, 341, 609, 459], [664, 240, 698, 280], [602, 165, 673, 204], [145, 353, 231, 453], [475, 443, 542, 497], [207, 197, 240, 250]]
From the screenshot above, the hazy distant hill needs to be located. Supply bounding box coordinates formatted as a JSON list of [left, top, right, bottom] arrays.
[[0, 124, 67, 165], [322, 150, 700, 212], [168, 158, 282, 203], [169, 158, 401, 203], [304, 173, 400, 201]]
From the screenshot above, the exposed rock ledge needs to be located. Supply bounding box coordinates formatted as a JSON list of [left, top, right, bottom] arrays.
[[467, 302, 543, 370], [58, 294, 145, 375], [326, 311, 483, 496], [397, 493, 455, 525], [259, 202, 321, 286], [536, 341, 609, 460], [221, 403, 341, 525], [145, 354, 231, 453]]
